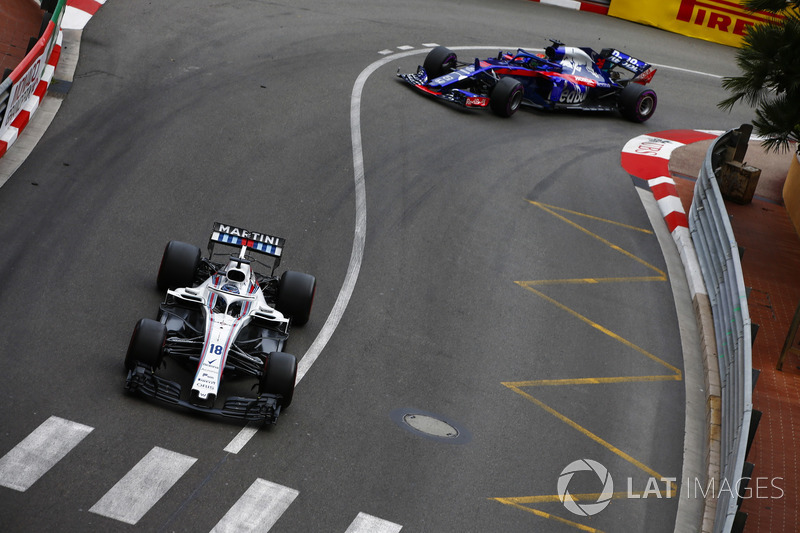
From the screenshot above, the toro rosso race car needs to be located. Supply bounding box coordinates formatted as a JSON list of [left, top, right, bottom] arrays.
[[124, 222, 316, 425], [397, 40, 658, 122]]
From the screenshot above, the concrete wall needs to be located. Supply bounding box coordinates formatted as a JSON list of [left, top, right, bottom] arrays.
[[783, 152, 800, 237]]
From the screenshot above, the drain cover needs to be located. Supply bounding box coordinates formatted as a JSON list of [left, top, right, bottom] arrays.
[[403, 414, 459, 438], [390, 408, 471, 444]]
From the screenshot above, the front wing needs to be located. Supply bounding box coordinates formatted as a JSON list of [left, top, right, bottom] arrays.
[[126, 364, 282, 425], [397, 71, 490, 109]]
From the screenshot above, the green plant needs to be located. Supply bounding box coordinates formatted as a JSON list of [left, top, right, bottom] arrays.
[[719, 0, 800, 153]]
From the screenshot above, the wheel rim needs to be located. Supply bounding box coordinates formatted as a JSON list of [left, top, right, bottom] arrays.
[[510, 89, 523, 112], [638, 94, 655, 117]]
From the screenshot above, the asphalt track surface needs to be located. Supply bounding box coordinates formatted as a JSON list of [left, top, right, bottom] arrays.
[[0, 1, 756, 531]]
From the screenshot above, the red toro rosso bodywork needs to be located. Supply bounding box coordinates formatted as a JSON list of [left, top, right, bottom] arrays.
[[397, 40, 658, 122]]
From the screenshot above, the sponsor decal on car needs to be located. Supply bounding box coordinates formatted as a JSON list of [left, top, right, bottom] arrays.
[[211, 222, 285, 257], [558, 84, 588, 104], [466, 96, 489, 107]]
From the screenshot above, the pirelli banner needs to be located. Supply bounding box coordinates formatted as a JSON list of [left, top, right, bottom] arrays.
[[608, 0, 783, 47]]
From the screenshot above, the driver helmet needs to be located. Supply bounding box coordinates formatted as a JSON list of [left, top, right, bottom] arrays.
[[221, 283, 240, 294]]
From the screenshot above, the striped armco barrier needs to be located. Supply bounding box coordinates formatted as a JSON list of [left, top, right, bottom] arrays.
[[0, 31, 62, 159], [0, 0, 106, 160]]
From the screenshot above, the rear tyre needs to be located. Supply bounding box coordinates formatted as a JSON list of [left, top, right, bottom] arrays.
[[618, 84, 657, 122], [276, 271, 316, 326], [423, 46, 457, 79], [490, 77, 524, 117], [157, 241, 201, 291], [125, 318, 166, 371], [259, 352, 297, 408]]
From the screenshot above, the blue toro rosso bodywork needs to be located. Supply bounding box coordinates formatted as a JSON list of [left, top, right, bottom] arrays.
[[397, 40, 658, 122]]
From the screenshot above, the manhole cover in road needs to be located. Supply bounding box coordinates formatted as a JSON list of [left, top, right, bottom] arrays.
[[390, 408, 471, 444], [403, 414, 459, 437]]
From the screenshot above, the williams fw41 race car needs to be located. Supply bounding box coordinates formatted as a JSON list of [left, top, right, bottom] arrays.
[[397, 40, 658, 122], [124, 222, 316, 426]]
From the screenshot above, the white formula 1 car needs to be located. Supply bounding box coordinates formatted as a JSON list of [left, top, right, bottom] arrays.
[[124, 222, 316, 425]]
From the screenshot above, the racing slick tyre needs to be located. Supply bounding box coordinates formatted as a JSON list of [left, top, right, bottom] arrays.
[[618, 83, 657, 123], [157, 240, 201, 291], [276, 271, 316, 326], [125, 318, 166, 371], [423, 46, 457, 79], [490, 77, 524, 118], [259, 351, 297, 408]]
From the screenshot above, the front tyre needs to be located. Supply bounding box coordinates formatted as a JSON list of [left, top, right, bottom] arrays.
[[157, 241, 201, 291], [490, 77, 524, 117], [618, 84, 657, 123], [423, 46, 457, 79], [259, 352, 297, 408], [276, 271, 316, 326], [125, 318, 166, 371]]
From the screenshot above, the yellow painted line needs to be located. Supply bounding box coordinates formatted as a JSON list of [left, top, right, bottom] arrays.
[[527, 200, 666, 278], [518, 276, 665, 286], [503, 375, 682, 387], [515, 283, 682, 377], [494, 490, 665, 504], [492, 498, 604, 532], [492, 490, 676, 532], [504, 383, 679, 494], [530, 201, 654, 234]]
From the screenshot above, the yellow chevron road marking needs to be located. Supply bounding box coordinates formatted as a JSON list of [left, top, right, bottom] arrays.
[[526, 200, 666, 278], [503, 382, 679, 486], [496, 201, 682, 531], [530, 201, 655, 234]]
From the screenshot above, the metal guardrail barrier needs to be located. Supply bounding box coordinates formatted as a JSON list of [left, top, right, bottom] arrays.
[[0, 76, 12, 126], [688, 128, 754, 532]]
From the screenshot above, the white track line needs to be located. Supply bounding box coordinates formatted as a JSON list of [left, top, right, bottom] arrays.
[[210, 478, 299, 532], [89, 447, 196, 525], [0, 416, 93, 491], [650, 62, 725, 79], [345, 512, 403, 533]]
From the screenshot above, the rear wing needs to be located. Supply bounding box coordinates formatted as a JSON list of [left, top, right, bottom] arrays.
[[208, 222, 285, 272], [597, 48, 656, 84]]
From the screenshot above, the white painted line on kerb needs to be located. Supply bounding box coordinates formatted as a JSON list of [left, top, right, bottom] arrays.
[[222, 45, 723, 455], [345, 512, 403, 533], [210, 478, 299, 533], [89, 447, 196, 525], [0, 416, 93, 491]]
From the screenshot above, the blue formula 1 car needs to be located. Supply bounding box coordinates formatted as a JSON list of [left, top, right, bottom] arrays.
[[397, 40, 658, 122]]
